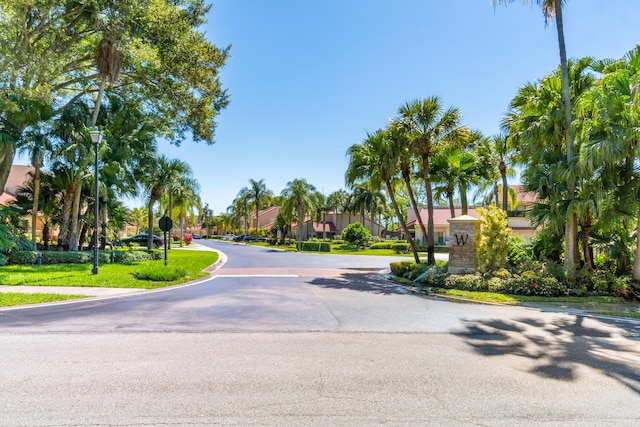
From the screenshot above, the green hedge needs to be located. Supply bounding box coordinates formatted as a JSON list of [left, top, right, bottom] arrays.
[[6, 249, 162, 265], [301, 241, 331, 252]]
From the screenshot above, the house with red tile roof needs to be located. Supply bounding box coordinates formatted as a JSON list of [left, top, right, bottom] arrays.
[[407, 186, 540, 245]]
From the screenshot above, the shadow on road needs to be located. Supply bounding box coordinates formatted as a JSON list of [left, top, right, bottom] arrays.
[[455, 315, 640, 394], [306, 273, 404, 295]]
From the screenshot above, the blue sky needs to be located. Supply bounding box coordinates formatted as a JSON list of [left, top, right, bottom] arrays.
[[25, 1, 640, 214]]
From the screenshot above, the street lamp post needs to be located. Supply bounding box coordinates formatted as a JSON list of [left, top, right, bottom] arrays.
[[89, 129, 103, 275]]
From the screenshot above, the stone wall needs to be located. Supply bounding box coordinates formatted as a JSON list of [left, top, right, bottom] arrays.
[[447, 215, 479, 275]]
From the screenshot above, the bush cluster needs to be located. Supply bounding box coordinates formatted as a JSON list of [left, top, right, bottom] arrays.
[[301, 241, 331, 252], [5, 249, 162, 265]]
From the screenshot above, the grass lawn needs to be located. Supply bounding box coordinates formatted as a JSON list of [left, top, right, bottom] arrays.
[[0, 249, 218, 290], [0, 292, 87, 307]]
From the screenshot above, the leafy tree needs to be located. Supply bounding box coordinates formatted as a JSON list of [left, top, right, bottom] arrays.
[[346, 129, 420, 263], [142, 155, 192, 249], [281, 179, 319, 250], [397, 97, 465, 264], [130, 207, 148, 235], [232, 187, 252, 235], [247, 179, 273, 235], [476, 205, 512, 274], [492, 0, 577, 272], [388, 122, 428, 244], [342, 222, 371, 248], [0, 0, 229, 193]]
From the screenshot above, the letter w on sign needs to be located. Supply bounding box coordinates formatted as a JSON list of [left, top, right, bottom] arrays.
[[455, 234, 469, 246]]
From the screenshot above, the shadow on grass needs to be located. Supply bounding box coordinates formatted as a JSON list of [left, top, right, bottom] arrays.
[[306, 273, 405, 296], [455, 315, 640, 394]]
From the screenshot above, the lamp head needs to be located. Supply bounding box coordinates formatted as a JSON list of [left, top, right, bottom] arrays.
[[89, 128, 103, 144]]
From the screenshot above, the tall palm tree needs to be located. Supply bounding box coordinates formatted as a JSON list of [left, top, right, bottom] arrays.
[[281, 179, 319, 250], [389, 122, 428, 244], [247, 179, 273, 235], [232, 187, 251, 235], [130, 207, 148, 235], [506, 58, 594, 268], [346, 129, 420, 263], [493, 0, 577, 272], [142, 155, 191, 250], [398, 97, 465, 264], [91, 36, 123, 126]]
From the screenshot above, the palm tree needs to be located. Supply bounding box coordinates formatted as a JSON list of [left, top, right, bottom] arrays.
[[505, 58, 595, 268], [232, 187, 251, 235], [398, 97, 465, 265], [142, 155, 191, 250], [17, 102, 53, 248], [281, 179, 319, 250], [388, 122, 428, 245], [493, 0, 577, 272], [91, 36, 123, 126], [247, 179, 273, 236], [578, 45, 640, 278], [346, 129, 420, 263], [130, 207, 148, 235]]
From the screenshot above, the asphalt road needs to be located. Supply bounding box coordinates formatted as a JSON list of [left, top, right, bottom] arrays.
[[1, 240, 639, 426]]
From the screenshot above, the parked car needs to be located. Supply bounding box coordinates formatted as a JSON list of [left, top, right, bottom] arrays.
[[255, 236, 267, 242], [243, 235, 256, 242], [221, 234, 236, 241], [120, 233, 164, 248], [192, 233, 201, 239], [233, 234, 250, 241]]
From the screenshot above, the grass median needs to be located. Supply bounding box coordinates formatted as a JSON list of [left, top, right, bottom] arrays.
[[0, 249, 218, 307]]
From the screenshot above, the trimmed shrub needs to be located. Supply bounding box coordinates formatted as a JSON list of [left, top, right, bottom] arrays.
[[9, 251, 39, 265], [41, 251, 91, 264], [505, 276, 568, 297], [301, 241, 320, 251], [415, 264, 447, 287], [444, 274, 487, 291], [342, 222, 371, 248], [301, 241, 332, 252], [392, 243, 410, 254], [390, 260, 423, 278], [113, 250, 155, 263]]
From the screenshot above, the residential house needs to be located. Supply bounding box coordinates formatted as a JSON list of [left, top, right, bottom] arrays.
[[290, 211, 385, 240], [407, 186, 540, 245]]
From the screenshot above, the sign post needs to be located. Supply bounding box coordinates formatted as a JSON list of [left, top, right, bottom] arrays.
[[158, 215, 173, 266]]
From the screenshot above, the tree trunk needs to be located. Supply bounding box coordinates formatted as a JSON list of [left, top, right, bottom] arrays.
[[420, 153, 436, 265], [555, 0, 578, 273], [460, 183, 469, 215], [386, 180, 420, 264], [43, 221, 50, 250], [91, 77, 106, 126], [100, 197, 107, 249], [500, 164, 508, 212], [31, 166, 41, 248], [147, 198, 156, 250], [581, 223, 593, 271], [633, 205, 640, 282], [0, 140, 16, 194], [448, 190, 455, 219], [403, 171, 428, 245], [69, 180, 82, 251], [297, 203, 303, 250]]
